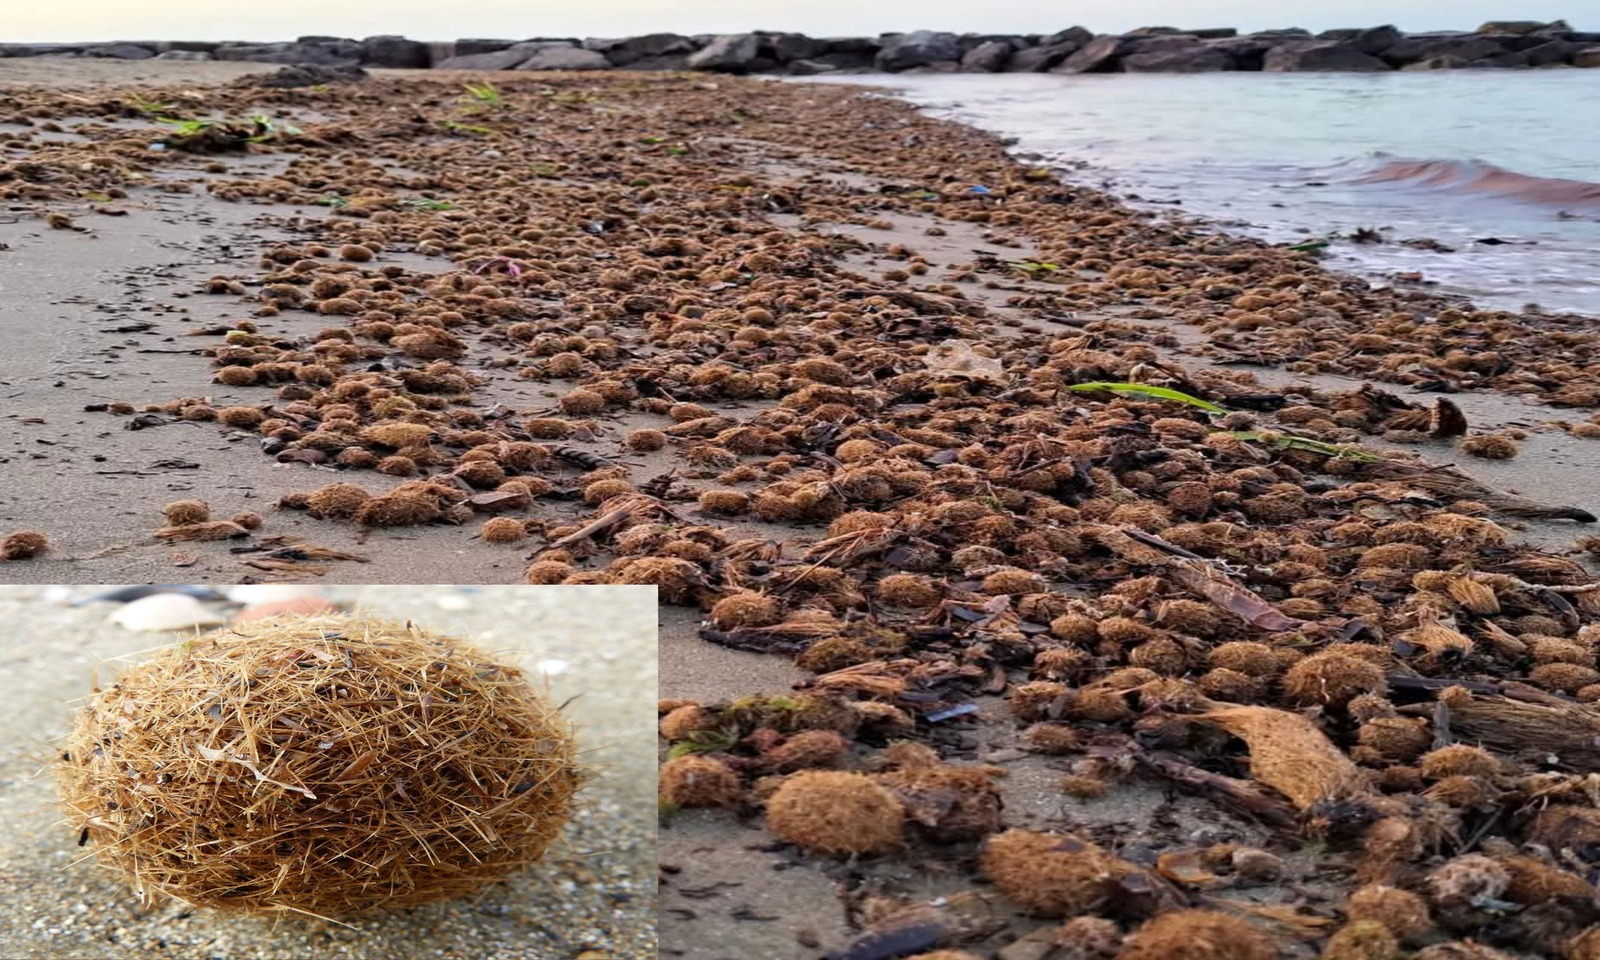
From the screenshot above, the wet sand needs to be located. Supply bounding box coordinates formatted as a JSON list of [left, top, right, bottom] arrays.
[[0, 583, 657, 959]]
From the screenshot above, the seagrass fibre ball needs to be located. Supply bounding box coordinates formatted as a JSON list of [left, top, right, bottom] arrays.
[[57, 614, 583, 917]]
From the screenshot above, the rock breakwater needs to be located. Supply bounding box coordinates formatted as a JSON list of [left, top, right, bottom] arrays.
[[3, 21, 1598, 75]]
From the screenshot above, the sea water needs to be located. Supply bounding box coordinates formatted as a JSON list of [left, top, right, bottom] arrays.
[[807, 70, 1600, 315]]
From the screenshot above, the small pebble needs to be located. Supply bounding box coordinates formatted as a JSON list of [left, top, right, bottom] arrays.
[[109, 594, 225, 632]]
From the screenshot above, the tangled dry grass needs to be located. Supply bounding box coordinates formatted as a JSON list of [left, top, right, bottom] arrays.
[[57, 614, 582, 918]]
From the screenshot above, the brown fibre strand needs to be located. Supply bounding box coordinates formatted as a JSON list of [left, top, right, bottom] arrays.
[[56, 613, 584, 917]]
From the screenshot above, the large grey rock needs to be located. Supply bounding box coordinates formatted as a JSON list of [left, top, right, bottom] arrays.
[[588, 33, 693, 66], [1005, 40, 1082, 72], [436, 41, 571, 71], [154, 50, 212, 61], [876, 30, 962, 71], [1250, 28, 1313, 39], [1190, 28, 1239, 39], [1123, 42, 1234, 72], [83, 43, 156, 59], [453, 38, 516, 56], [1525, 39, 1582, 66], [1052, 34, 1138, 73], [516, 47, 610, 70], [1352, 24, 1402, 54], [687, 34, 762, 72], [214, 41, 360, 65], [960, 40, 1014, 72], [1381, 33, 1505, 65], [1043, 26, 1094, 47], [1264, 40, 1392, 71], [361, 35, 429, 68], [1316, 28, 1361, 41]]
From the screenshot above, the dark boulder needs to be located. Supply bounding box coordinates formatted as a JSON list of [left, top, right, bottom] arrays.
[[1264, 40, 1392, 71], [1123, 42, 1234, 72], [587, 33, 693, 66], [361, 36, 429, 68], [153, 41, 220, 53], [82, 43, 156, 59], [1043, 26, 1094, 47], [1316, 29, 1361, 41], [453, 39, 516, 57], [687, 34, 762, 72], [876, 30, 962, 71], [1381, 33, 1505, 65], [1052, 34, 1138, 73], [1525, 39, 1582, 66], [960, 40, 1014, 72], [1468, 50, 1530, 67], [1189, 28, 1239, 39], [248, 63, 368, 88], [1352, 24, 1402, 54], [1204, 36, 1273, 70], [154, 50, 213, 61], [1250, 28, 1313, 40], [1005, 40, 1082, 72], [821, 36, 880, 56], [770, 33, 821, 63], [214, 42, 361, 66], [0, 43, 87, 57], [1573, 47, 1600, 67]]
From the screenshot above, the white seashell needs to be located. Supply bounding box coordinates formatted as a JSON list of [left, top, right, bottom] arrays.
[[534, 658, 569, 676], [435, 593, 471, 611], [226, 585, 324, 604], [109, 593, 226, 632]]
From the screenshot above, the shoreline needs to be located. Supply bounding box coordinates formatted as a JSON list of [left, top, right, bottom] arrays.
[[7, 61, 1600, 957], [3, 20, 1599, 76]]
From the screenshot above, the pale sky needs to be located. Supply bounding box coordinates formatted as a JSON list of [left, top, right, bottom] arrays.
[[6, 1, 1587, 43]]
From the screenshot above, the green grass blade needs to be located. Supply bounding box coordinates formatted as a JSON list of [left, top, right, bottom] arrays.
[[1067, 382, 1226, 414]]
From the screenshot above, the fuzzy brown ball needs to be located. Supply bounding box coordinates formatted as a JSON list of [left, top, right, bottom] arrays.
[[162, 499, 211, 526], [659, 755, 741, 808], [0, 530, 49, 561], [57, 615, 581, 916], [765, 771, 904, 855]]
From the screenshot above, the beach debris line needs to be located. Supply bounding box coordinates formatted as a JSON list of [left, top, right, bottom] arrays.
[[57, 613, 584, 916]]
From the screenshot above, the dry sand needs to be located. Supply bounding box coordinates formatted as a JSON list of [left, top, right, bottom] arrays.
[[0, 584, 657, 959]]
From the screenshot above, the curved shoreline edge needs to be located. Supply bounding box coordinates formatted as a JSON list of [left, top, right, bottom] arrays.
[[3, 20, 1599, 76]]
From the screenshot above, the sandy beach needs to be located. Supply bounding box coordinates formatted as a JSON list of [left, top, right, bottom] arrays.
[[8, 57, 1600, 959], [0, 583, 657, 959]]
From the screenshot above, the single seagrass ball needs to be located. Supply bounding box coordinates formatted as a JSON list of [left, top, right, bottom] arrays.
[[57, 614, 584, 917]]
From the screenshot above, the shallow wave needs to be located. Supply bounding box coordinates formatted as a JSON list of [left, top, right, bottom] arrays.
[[1347, 156, 1600, 208]]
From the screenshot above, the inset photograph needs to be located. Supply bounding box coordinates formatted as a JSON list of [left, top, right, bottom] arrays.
[[0, 584, 655, 959]]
